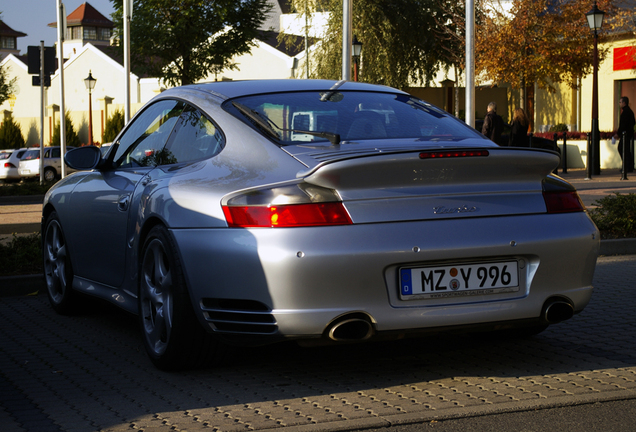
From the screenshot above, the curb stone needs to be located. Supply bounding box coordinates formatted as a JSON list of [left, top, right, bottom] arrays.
[[1, 274, 43, 297], [599, 238, 636, 256]]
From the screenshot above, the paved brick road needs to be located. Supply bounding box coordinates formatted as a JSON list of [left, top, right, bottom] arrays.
[[1, 254, 636, 432]]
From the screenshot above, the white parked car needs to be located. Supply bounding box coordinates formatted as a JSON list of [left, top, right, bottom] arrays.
[[0, 148, 30, 182], [18, 146, 76, 181]]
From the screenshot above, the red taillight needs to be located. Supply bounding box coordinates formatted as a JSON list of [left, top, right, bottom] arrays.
[[543, 191, 584, 213], [420, 150, 489, 159], [223, 202, 352, 227], [3, 162, 15, 168]]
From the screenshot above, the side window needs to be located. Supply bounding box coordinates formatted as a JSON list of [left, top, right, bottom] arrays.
[[163, 105, 224, 164], [113, 99, 185, 168], [51, 148, 61, 158]]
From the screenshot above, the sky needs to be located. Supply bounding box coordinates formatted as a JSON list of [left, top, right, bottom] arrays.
[[1, 0, 115, 55]]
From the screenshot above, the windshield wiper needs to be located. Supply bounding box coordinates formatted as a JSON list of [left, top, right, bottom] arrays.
[[232, 101, 281, 141], [287, 129, 341, 146], [233, 101, 341, 145]]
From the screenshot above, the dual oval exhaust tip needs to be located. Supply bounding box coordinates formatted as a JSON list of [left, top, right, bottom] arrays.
[[543, 298, 575, 324], [327, 315, 375, 342]]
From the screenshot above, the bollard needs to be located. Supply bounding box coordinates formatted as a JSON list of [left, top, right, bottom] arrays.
[[562, 132, 568, 174], [621, 131, 628, 180], [585, 133, 592, 180], [552, 133, 558, 173], [629, 135, 634, 171]]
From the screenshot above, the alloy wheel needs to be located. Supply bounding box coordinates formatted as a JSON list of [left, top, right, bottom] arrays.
[[140, 238, 174, 357]]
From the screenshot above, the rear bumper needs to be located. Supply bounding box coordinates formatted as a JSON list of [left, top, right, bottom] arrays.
[[0, 168, 20, 180], [172, 212, 599, 341], [18, 168, 38, 178]]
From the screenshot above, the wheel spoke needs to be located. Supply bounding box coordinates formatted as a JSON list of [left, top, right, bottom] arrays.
[[152, 244, 171, 291], [149, 308, 166, 348], [57, 243, 68, 288]]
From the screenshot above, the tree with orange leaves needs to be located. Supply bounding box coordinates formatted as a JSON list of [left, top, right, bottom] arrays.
[[476, 0, 616, 98]]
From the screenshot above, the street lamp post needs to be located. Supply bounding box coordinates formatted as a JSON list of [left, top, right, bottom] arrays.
[[84, 71, 96, 146], [586, 2, 605, 178], [352, 35, 362, 82]]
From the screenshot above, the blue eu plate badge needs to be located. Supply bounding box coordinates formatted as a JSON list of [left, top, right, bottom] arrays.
[[401, 268, 412, 295]]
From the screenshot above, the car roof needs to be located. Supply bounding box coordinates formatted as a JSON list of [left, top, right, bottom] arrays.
[[161, 79, 406, 101]]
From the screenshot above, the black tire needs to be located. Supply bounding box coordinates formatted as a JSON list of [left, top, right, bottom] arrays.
[[43, 167, 57, 182], [43, 211, 79, 314], [138, 225, 219, 371]]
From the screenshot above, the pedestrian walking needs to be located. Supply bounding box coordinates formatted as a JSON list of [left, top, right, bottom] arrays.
[[482, 102, 504, 144], [509, 108, 530, 147], [614, 96, 636, 172]]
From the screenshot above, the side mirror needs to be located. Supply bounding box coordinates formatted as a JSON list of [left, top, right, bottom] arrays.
[[65, 146, 102, 170]]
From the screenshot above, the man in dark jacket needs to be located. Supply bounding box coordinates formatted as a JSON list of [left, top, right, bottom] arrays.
[[482, 102, 504, 144], [614, 96, 636, 172]]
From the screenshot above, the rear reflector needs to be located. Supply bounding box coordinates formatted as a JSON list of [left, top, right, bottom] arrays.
[[543, 191, 585, 213], [420, 150, 489, 159], [223, 202, 353, 228]]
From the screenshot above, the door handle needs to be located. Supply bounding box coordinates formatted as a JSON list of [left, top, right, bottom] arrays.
[[118, 195, 130, 212]]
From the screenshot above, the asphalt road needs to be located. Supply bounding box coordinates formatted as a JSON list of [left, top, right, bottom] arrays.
[[2, 254, 636, 431]]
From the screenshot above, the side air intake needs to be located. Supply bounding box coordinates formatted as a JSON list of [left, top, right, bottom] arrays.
[[200, 298, 278, 334]]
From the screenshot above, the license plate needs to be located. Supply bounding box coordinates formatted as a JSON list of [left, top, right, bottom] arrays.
[[399, 260, 519, 300]]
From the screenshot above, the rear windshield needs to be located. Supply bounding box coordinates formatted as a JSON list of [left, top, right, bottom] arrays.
[[226, 91, 482, 145], [23, 150, 40, 160]]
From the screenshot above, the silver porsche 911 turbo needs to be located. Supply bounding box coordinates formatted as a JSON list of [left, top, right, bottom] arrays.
[[42, 79, 599, 370]]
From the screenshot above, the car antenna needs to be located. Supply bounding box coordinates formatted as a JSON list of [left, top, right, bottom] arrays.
[[320, 80, 347, 102]]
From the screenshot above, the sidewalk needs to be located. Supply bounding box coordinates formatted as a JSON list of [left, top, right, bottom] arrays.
[[0, 194, 42, 237], [561, 167, 636, 207]]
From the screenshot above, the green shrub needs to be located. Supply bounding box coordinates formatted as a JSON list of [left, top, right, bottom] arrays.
[[103, 109, 125, 143], [0, 180, 55, 196], [0, 233, 42, 276], [50, 111, 80, 147], [0, 114, 25, 149], [588, 193, 636, 239]]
